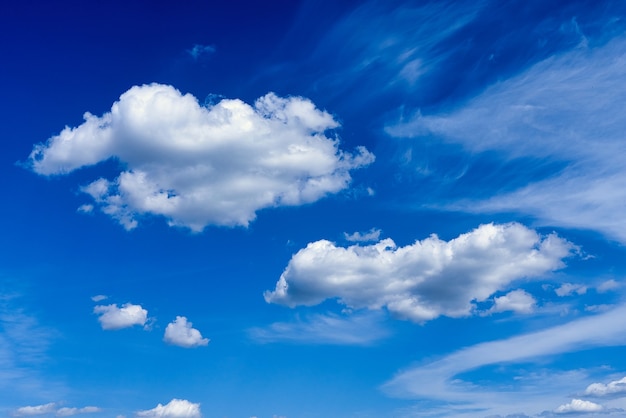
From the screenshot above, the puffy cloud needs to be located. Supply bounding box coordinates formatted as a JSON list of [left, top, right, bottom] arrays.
[[94, 303, 148, 330], [343, 228, 381, 242], [265, 223, 574, 322], [554, 399, 603, 414], [555, 283, 587, 297], [136, 399, 201, 418], [56, 407, 101, 416], [163, 316, 209, 348], [28, 84, 374, 231], [489, 289, 536, 314], [14, 403, 56, 416], [249, 311, 389, 345], [597, 279, 620, 293], [585, 376, 626, 397]]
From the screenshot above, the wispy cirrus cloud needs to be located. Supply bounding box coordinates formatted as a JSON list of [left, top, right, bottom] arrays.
[[383, 304, 626, 417], [249, 311, 389, 345], [387, 35, 626, 244]]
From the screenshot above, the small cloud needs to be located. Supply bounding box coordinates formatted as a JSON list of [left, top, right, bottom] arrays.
[[488, 289, 536, 314], [136, 399, 201, 418], [77, 204, 94, 214], [249, 311, 389, 345], [94, 303, 148, 330], [585, 376, 626, 397], [554, 399, 602, 414], [555, 283, 587, 297], [56, 407, 101, 416], [163, 316, 209, 348], [597, 279, 620, 293], [91, 295, 107, 302], [344, 228, 381, 242], [186, 44, 215, 60], [14, 403, 56, 416]]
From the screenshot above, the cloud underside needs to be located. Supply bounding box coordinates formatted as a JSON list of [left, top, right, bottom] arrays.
[[265, 222, 574, 322], [136, 399, 201, 418], [29, 84, 374, 231], [163, 316, 209, 348], [387, 36, 626, 244]]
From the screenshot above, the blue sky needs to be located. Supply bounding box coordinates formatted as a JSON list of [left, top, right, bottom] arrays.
[[2, 0, 626, 417]]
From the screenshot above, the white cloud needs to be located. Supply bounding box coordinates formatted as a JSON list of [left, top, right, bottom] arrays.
[[265, 223, 574, 322], [344, 228, 381, 242], [77, 204, 93, 214], [387, 36, 626, 244], [489, 289, 536, 314], [597, 279, 620, 293], [136, 399, 201, 418], [94, 303, 148, 330], [249, 311, 389, 345], [28, 84, 374, 231], [555, 283, 588, 297], [56, 407, 101, 416], [14, 403, 57, 416], [383, 304, 626, 416], [163, 316, 209, 348], [554, 399, 603, 414], [585, 377, 626, 397], [90, 295, 107, 302]]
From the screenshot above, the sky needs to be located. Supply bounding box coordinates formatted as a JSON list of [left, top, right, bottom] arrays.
[[2, 0, 626, 417]]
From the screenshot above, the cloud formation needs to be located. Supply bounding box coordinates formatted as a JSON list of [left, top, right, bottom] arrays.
[[343, 228, 381, 242], [136, 399, 201, 418], [383, 304, 626, 416], [56, 407, 101, 416], [265, 223, 574, 322], [585, 377, 626, 397], [554, 399, 603, 414], [163, 316, 209, 348], [387, 36, 626, 244], [93, 303, 148, 330], [14, 403, 57, 416], [249, 311, 389, 345], [488, 289, 536, 314], [28, 84, 374, 231]]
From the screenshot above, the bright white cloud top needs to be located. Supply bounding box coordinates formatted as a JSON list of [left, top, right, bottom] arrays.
[[136, 399, 201, 418], [488, 289, 536, 314], [265, 223, 574, 322], [554, 399, 603, 414], [585, 376, 626, 397], [93, 303, 148, 330], [14, 403, 57, 416], [163, 316, 209, 348], [28, 83, 374, 231]]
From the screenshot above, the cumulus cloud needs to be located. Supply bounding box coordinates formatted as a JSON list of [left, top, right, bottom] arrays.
[[56, 407, 101, 416], [554, 399, 603, 414], [27, 84, 374, 231], [14, 403, 57, 416], [555, 283, 588, 297], [265, 223, 574, 322], [585, 377, 626, 397], [94, 303, 148, 330], [163, 316, 209, 348], [136, 399, 201, 418], [597, 279, 620, 293], [488, 289, 536, 314], [344, 228, 381, 242], [249, 311, 389, 345]]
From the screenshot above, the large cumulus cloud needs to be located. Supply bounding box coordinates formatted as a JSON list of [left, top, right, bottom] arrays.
[[28, 83, 374, 231]]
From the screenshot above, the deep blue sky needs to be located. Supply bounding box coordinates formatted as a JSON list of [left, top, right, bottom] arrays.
[[2, 1, 626, 417]]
